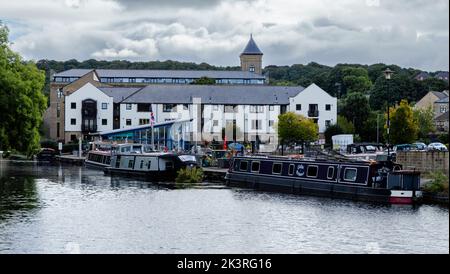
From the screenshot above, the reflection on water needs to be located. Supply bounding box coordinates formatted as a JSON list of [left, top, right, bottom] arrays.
[[0, 161, 448, 254]]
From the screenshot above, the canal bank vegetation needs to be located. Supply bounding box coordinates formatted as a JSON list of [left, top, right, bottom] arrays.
[[423, 171, 449, 195], [175, 167, 204, 188], [0, 22, 47, 157]]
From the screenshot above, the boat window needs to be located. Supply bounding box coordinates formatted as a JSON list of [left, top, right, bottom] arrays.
[[132, 146, 142, 154], [140, 160, 144, 169], [307, 165, 318, 178], [166, 162, 173, 170], [105, 156, 111, 165], [251, 162, 260, 173], [272, 163, 282, 174], [115, 156, 121, 168], [128, 160, 134, 168], [239, 161, 248, 171], [121, 146, 131, 153], [148, 161, 152, 170], [327, 166, 335, 179], [288, 164, 295, 176], [344, 168, 357, 181]]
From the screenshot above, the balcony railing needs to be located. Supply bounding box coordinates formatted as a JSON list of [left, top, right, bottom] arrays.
[[81, 124, 97, 133], [308, 110, 319, 117]]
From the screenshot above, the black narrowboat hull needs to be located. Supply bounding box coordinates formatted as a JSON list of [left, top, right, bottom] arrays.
[[104, 167, 177, 181], [226, 172, 393, 204]]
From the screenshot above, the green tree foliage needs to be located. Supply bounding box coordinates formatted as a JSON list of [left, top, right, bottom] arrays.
[[277, 112, 318, 146], [342, 67, 372, 93], [413, 106, 436, 139], [385, 100, 418, 145], [337, 115, 355, 134], [191, 76, 215, 85], [0, 23, 47, 156], [324, 124, 343, 145], [340, 92, 370, 130], [359, 111, 385, 143]]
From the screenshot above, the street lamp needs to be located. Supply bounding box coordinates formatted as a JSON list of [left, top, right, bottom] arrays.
[[384, 68, 394, 159]]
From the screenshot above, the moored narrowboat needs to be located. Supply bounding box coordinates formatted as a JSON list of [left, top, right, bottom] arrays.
[[103, 143, 197, 181], [225, 156, 422, 204]]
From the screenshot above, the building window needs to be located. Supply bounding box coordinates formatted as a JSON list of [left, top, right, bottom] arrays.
[[163, 104, 176, 112], [56, 122, 60, 138], [70, 134, 77, 142], [102, 103, 108, 110], [224, 105, 236, 113], [70, 118, 76, 125], [326, 104, 331, 111], [249, 65, 255, 72], [126, 119, 132, 126], [139, 119, 150, 125], [213, 120, 218, 127], [57, 88, 63, 99], [126, 104, 132, 110], [251, 120, 262, 130], [213, 105, 219, 111], [129, 78, 136, 83], [269, 120, 274, 127], [325, 120, 331, 128], [440, 105, 448, 113], [250, 105, 264, 113], [102, 119, 107, 125], [296, 104, 301, 111], [269, 105, 274, 111], [137, 103, 151, 112], [71, 102, 76, 109], [183, 104, 189, 110], [56, 103, 60, 118]]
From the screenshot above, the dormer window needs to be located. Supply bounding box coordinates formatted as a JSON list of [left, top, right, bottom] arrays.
[[249, 65, 255, 72]]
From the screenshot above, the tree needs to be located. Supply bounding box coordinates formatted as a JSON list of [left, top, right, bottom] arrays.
[[342, 67, 372, 94], [385, 100, 418, 145], [0, 22, 47, 156], [359, 111, 385, 143], [340, 92, 371, 131], [324, 124, 343, 146], [277, 112, 318, 152], [191, 76, 215, 85], [337, 115, 355, 134], [413, 106, 435, 139]]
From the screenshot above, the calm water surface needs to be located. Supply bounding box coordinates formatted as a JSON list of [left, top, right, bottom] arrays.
[[0, 161, 448, 254]]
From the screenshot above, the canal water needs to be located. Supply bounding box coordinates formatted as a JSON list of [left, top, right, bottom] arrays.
[[0, 162, 448, 254]]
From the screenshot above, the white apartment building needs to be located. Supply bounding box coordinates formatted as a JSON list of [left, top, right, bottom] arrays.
[[63, 82, 337, 146]]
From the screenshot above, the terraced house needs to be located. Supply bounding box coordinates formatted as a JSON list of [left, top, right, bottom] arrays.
[[43, 35, 336, 149]]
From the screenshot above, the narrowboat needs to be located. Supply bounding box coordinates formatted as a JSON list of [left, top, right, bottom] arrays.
[[36, 148, 56, 162], [225, 156, 422, 204], [85, 142, 113, 169], [103, 143, 197, 181]]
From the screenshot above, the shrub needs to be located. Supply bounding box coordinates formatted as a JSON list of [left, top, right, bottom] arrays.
[[423, 171, 449, 194], [175, 167, 204, 187]]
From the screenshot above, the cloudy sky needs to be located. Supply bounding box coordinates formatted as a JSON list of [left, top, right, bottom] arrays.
[[0, 0, 448, 71]]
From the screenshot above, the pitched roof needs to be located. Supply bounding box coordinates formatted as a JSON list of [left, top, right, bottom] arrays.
[[54, 69, 265, 79], [415, 71, 430, 80], [435, 71, 449, 79], [435, 96, 449, 103], [435, 111, 449, 121], [241, 35, 263, 55], [98, 86, 142, 103], [121, 84, 304, 105], [431, 91, 449, 100]]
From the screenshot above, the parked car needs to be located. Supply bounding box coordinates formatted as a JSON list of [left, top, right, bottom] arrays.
[[412, 142, 427, 151], [393, 144, 414, 152], [427, 142, 448, 151]]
